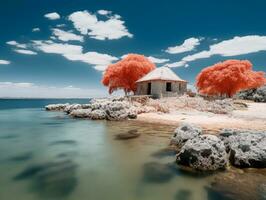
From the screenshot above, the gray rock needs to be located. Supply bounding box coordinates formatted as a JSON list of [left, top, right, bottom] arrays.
[[105, 101, 130, 120], [219, 129, 266, 168], [64, 104, 82, 113], [88, 109, 106, 120], [171, 123, 202, 146], [45, 104, 69, 111], [176, 135, 228, 171], [69, 109, 92, 118], [237, 85, 266, 102]]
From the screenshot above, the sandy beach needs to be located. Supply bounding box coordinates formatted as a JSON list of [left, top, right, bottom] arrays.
[[136, 102, 266, 132]]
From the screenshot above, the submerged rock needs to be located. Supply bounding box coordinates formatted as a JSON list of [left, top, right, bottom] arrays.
[[49, 140, 77, 146], [14, 160, 78, 198], [34, 160, 78, 198], [174, 189, 192, 200], [9, 152, 33, 162], [142, 162, 174, 183], [176, 135, 228, 171], [151, 147, 177, 158], [219, 129, 266, 168], [171, 123, 202, 146], [115, 129, 140, 140], [206, 170, 266, 200]]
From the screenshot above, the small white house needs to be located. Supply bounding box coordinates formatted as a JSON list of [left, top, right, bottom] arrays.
[[135, 67, 187, 98]]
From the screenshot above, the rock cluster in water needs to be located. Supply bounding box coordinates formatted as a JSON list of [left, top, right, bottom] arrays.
[[45, 97, 138, 121], [237, 85, 266, 102], [171, 123, 266, 171]]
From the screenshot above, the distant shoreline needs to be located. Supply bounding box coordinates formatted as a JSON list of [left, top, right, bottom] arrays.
[[0, 97, 92, 100]]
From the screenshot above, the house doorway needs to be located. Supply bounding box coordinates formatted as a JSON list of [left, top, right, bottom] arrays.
[[147, 82, 151, 95]]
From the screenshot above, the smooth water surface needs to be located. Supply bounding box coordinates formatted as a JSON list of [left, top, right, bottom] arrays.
[[0, 99, 264, 200]]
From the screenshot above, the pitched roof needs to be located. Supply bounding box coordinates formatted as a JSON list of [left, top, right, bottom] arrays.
[[136, 67, 187, 83]]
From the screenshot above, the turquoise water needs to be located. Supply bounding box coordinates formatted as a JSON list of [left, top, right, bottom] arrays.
[[0, 100, 264, 200]]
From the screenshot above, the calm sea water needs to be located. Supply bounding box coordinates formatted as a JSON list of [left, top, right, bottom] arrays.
[[0, 99, 264, 200]]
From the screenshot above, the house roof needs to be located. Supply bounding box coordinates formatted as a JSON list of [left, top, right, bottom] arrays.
[[136, 66, 187, 83]]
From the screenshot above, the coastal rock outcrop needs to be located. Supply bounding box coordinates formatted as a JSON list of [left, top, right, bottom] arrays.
[[45, 103, 69, 111], [89, 109, 106, 120], [64, 104, 82, 113], [69, 109, 92, 118], [104, 101, 130, 121], [219, 129, 266, 168], [64, 104, 91, 113], [176, 135, 228, 171], [47, 97, 139, 121], [171, 123, 202, 146]]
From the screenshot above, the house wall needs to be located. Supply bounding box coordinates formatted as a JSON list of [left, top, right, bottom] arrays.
[[136, 80, 187, 98]]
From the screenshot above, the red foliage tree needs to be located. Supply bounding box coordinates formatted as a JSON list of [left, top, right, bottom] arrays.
[[196, 60, 266, 97], [102, 54, 156, 94]]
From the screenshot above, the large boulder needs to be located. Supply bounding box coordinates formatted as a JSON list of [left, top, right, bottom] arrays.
[[88, 109, 106, 120], [105, 101, 130, 121], [219, 129, 266, 168], [69, 109, 92, 118], [176, 135, 228, 171], [45, 104, 69, 111], [171, 123, 202, 146]]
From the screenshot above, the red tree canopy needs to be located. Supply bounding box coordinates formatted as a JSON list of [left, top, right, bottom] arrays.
[[196, 60, 266, 97], [102, 54, 156, 94]]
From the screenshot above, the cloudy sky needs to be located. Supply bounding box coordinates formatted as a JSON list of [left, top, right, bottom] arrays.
[[0, 0, 266, 98]]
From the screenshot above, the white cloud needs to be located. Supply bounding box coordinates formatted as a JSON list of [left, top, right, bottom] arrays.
[[168, 35, 266, 68], [52, 28, 84, 42], [121, 54, 169, 64], [166, 61, 186, 68], [14, 49, 37, 55], [6, 41, 27, 49], [147, 56, 169, 64], [68, 10, 133, 40], [44, 12, 60, 20], [97, 10, 111, 15], [33, 40, 83, 55], [184, 35, 266, 62], [32, 28, 40, 32], [32, 40, 117, 70], [182, 50, 211, 62], [208, 35, 266, 56], [7, 40, 37, 55], [0, 82, 106, 98], [0, 82, 34, 88], [0, 59, 10, 65], [165, 37, 202, 54], [64, 51, 118, 70]]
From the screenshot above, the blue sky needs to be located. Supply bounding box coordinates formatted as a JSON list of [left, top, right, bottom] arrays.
[[0, 0, 266, 98]]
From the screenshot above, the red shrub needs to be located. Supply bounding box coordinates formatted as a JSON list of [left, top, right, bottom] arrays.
[[196, 60, 266, 97], [102, 54, 156, 94]]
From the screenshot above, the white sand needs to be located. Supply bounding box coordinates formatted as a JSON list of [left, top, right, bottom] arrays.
[[136, 102, 266, 132]]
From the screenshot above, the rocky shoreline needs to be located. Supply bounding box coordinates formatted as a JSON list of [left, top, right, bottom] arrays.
[[171, 123, 266, 171], [45, 97, 266, 171]]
